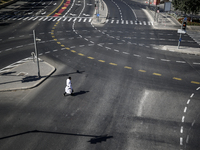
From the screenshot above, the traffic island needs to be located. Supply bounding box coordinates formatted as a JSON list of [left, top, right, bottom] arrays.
[[0, 58, 56, 92]]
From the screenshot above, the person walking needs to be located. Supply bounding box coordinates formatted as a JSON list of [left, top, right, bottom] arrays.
[[64, 77, 74, 96]]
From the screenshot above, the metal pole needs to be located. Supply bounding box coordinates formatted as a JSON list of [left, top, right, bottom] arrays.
[[178, 33, 182, 49], [33, 30, 40, 78]]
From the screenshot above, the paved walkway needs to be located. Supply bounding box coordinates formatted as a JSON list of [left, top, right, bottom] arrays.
[[144, 4, 200, 55], [0, 58, 55, 92], [91, 0, 108, 26]]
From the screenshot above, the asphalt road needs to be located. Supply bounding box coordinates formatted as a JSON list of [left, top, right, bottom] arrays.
[[0, 0, 200, 150]]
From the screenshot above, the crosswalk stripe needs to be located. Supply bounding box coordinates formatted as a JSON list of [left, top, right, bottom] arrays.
[[33, 17, 39, 21], [57, 18, 62, 21], [63, 17, 67, 21], [68, 18, 72, 22], [78, 18, 82, 22], [39, 17, 44, 21], [3, 16, 154, 26], [43, 17, 48, 21], [23, 17, 29, 20], [48, 17, 53, 21]]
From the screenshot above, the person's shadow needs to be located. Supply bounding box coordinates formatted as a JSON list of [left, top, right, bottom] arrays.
[[71, 91, 89, 96]]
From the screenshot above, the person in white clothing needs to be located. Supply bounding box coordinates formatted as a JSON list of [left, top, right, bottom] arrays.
[[64, 77, 74, 96]]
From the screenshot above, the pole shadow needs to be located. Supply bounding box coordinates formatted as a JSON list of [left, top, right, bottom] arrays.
[[0, 130, 113, 144]]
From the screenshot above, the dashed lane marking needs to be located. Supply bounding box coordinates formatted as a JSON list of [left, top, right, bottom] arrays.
[[153, 73, 162, 76]]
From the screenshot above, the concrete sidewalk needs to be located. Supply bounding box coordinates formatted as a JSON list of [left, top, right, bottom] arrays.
[[0, 58, 55, 92], [144, 5, 200, 55], [91, 0, 108, 26]]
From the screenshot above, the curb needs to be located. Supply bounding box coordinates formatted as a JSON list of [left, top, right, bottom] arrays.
[[0, 62, 56, 92]]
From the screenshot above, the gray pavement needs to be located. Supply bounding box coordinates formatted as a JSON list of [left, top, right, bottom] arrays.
[[0, 58, 55, 92]]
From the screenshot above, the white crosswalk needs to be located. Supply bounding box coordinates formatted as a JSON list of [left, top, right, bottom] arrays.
[[1, 16, 154, 25]]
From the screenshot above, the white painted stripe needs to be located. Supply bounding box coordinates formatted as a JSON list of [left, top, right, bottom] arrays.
[[78, 18, 82, 22], [182, 116, 185, 122], [33, 17, 39, 21], [123, 52, 129, 55], [114, 49, 119, 52], [63, 18, 67, 21], [193, 62, 200, 65], [68, 18, 72, 22], [176, 61, 186, 63], [190, 93, 194, 98], [161, 59, 170, 62], [180, 137, 183, 145], [48, 18, 53, 21], [134, 54, 141, 57], [39, 17, 44, 21], [187, 99, 190, 104], [184, 107, 187, 113], [147, 57, 155, 60], [180, 126, 183, 133]]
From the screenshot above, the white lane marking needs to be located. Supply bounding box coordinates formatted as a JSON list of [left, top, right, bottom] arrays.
[[45, 51, 50, 54], [184, 107, 187, 113], [180, 137, 183, 145], [16, 45, 23, 48], [123, 52, 129, 55], [114, 49, 119, 52], [180, 126, 183, 133], [190, 93, 194, 98], [147, 57, 155, 60], [193, 62, 200, 65], [187, 99, 190, 104], [196, 87, 200, 90], [134, 54, 141, 57], [5, 48, 12, 51], [176, 61, 186, 63], [182, 116, 185, 122], [161, 59, 170, 62]]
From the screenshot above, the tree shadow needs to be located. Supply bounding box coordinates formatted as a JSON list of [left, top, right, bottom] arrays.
[[0, 130, 113, 144]]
